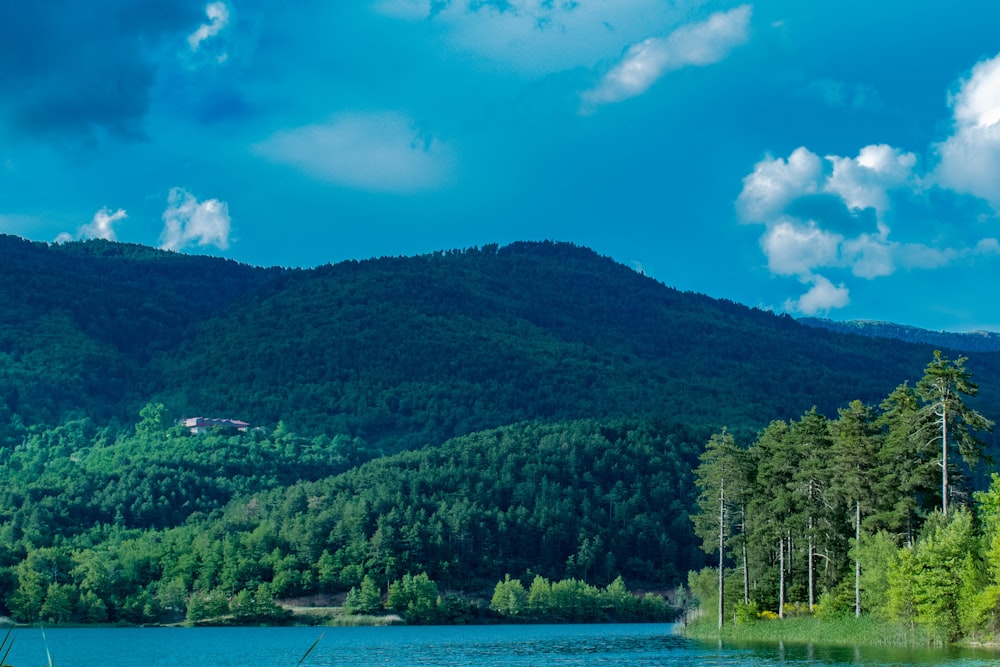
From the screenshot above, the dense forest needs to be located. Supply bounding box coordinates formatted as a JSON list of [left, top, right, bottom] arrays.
[[0, 413, 701, 623], [2, 235, 1000, 626], [5, 234, 999, 451], [689, 352, 998, 643]]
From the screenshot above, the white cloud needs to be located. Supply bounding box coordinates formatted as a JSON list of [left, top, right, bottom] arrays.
[[976, 237, 1000, 255], [738, 51, 1000, 315], [255, 112, 454, 193], [736, 147, 823, 223], [785, 274, 850, 315], [375, 0, 703, 76], [160, 188, 231, 252], [188, 2, 230, 51], [760, 219, 842, 278], [935, 52, 1000, 208], [582, 5, 751, 108], [950, 53, 1000, 129], [737, 145, 944, 284], [825, 144, 916, 215], [54, 207, 127, 243], [840, 233, 894, 279]]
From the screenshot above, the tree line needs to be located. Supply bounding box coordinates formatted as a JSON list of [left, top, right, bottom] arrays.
[[689, 351, 996, 642], [0, 416, 704, 624]]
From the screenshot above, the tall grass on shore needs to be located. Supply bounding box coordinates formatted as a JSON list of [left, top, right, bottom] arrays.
[[1, 625, 14, 667], [684, 615, 931, 646]]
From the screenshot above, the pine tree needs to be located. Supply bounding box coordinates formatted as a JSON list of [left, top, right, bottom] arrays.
[[748, 420, 797, 618], [692, 428, 748, 627], [832, 400, 882, 617], [789, 408, 835, 613], [916, 352, 994, 516]]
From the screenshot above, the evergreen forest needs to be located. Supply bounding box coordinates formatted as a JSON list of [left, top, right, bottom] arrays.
[[2, 234, 999, 628], [689, 352, 999, 643]]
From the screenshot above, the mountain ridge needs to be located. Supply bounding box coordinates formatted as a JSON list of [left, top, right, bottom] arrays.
[[799, 317, 1000, 353], [3, 234, 996, 454]]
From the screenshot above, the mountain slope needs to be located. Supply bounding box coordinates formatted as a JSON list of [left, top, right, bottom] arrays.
[[799, 317, 1000, 353], [3, 236, 997, 452], [0, 234, 284, 424], [151, 241, 999, 450]]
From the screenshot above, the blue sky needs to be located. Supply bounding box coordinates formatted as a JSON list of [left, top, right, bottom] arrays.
[[2, 1, 1000, 332]]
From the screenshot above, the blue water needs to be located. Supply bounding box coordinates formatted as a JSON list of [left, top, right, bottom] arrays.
[[2, 624, 999, 666]]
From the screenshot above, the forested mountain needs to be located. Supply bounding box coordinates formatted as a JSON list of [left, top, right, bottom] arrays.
[[2, 234, 999, 625], [799, 317, 1000, 353], [4, 234, 997, 453], [0, 235, 285, 426]]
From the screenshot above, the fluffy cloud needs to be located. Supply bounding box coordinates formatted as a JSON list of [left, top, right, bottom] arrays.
[[825, 144, 916, 216], [737, 147, 823, 223], [582, 5, 751, 108], [785, 275, 850, 315], [54, 208, 128, 243], [735, 50, 1000, 317], [840, 233, 894, 279], [760, 220, 842, 278], [160, 188, 231, 252], [737, 143, 974, 313], [935, 52, 1000, 208], [254, 112, 454, 193]]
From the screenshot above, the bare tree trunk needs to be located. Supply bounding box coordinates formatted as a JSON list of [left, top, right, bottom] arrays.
[[855, 499, 861, 618], [941, 402, 949, 517], [718, 477, 725, 629], [742, 507, 749, 605], [808, 522, 814, 612], [787, 529, 793, 597], [778, 535, 785, 619]]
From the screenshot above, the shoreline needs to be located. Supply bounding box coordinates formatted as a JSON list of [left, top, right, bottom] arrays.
[[681, 616, 1000, 651]]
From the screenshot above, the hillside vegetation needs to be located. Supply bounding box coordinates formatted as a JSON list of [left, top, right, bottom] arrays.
[[1, 235, 998, 625], [4, 235, 996, 450]]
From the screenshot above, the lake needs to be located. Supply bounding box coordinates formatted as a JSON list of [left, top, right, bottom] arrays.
[[3, 623, 999, 666]]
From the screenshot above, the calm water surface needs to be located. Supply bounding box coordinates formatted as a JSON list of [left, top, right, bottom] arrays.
[[4, 624, 999, 666]]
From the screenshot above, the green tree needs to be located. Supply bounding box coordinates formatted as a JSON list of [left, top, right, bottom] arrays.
[[789, 408, 835, 613], [40, 583, 76, 623], [748, 420, 797, 617], [691, 428, 747, 627], [490, 574, 527, 618], [76, 589, 109, 623], [832, 400, 882, 617], [916, 351, 994, 516], [877, 383, 936, 543], [387, 572, 440, 624], [343, 575, 382, 615], [851, 530, 898, 619], [909, 510, 978, 642], [185, 589, 230, 623]]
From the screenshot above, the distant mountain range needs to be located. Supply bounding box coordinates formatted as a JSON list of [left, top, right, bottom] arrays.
[[2, 234, 997, 452], [799, 317, 1000, 354]]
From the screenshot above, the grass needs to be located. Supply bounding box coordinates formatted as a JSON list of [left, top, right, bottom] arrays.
[[1, 625, 13, 667], [284, 606, 405, 626], [683, 615, 931, 647]]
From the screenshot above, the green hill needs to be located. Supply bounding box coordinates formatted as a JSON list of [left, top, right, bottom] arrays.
[[1, 235, 998, 624], [0, 235, 283, 427], [149, 241, 997, 451], [3, 235, 998, 451]]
